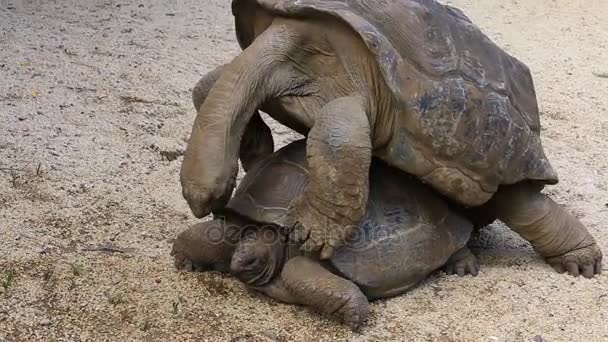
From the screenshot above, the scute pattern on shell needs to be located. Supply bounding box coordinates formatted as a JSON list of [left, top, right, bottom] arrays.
[[231, 0, 558, 206], [225, 140, 310, 227], [224, 139, 473, 296]]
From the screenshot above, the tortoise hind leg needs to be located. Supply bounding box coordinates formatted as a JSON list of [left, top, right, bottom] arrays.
[[263, 256, 369, 330], [443, 247, 480, 277], [191, 65, 274, 172], [491, 182, 602, 278]]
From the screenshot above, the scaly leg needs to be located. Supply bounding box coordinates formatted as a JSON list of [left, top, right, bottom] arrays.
[[171, 219, 242, 273], [260, 256, 369, 330], [289, 96, 372, 259], [443, 247, 480, 277], [492, 182, 602, 278]]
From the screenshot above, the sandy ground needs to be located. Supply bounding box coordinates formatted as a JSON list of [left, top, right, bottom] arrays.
[[1, 0, 607, 341]]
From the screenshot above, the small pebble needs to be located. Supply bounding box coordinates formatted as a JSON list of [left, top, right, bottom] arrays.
[[40, 319, 52, 326], [155, 278, 161, 284]]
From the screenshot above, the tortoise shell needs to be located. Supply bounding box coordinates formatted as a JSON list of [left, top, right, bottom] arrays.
[[225, 140, 472, 296], [230, 0, 558, 206], [225, 140, 310, 228]]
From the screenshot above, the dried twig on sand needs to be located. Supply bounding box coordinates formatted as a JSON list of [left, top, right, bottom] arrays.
[[82, 244, 133, 254]]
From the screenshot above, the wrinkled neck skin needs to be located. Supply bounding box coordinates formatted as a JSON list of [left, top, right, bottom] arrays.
[[234, 4, 397, 143], [180, 21, 313, 203]]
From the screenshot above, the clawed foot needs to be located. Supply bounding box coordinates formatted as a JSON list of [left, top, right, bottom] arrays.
[[287, 198, 354, 260], [336, 295, 369, 331], [170, 235, 210, 272], [169, 220, 237, 273], [443, 248, 480, 277], [171, 249, 208, 272], [546, 243, 602, 278]]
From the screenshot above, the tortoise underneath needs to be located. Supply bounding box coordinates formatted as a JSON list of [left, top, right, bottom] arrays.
[[172, 139, 479, 329]]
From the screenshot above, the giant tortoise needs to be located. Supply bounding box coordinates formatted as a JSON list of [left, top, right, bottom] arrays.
[[172, 139, 477, 329], [180, 0, 602, 276]]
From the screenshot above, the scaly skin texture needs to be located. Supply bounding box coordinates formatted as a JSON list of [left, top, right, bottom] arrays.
[[489, 183, 602, 278], [173, 139, 476, 330], [443, 247, 480, 277], [170, 219, 241, 272], [181, 22, 313, 218], [181, 17, 381, 258], [171, 220, 371, 328], [172, 219, 476, 330], [279, 256, 369, 330], [181, 1, 602, 275], [288, 97, 372, 259]]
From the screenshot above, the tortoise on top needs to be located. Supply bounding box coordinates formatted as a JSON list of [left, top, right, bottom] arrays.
[[180, 0, 602, 276], [172, 139, 477, 329]]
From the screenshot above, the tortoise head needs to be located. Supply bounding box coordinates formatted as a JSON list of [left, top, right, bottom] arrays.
[[230, 225, 287, 287]]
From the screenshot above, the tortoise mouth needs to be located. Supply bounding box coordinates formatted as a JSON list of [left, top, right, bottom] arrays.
[[230, 227, 287, 287], [231, 247, 281, 287]]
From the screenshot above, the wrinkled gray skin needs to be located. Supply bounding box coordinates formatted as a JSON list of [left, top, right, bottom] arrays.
[[180, 0, 602, 276], [172, 140, 476, 329]]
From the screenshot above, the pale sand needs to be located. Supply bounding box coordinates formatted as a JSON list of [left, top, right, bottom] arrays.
[[1, 0, 607, 341]]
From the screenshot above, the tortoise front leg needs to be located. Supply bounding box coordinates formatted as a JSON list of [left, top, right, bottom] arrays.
[[289, 96, 372, 259], [171, 219, 242, 273], [258, 256, 369, 330], [492, 182, 602, 278], [191, 65, 274, 172]]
